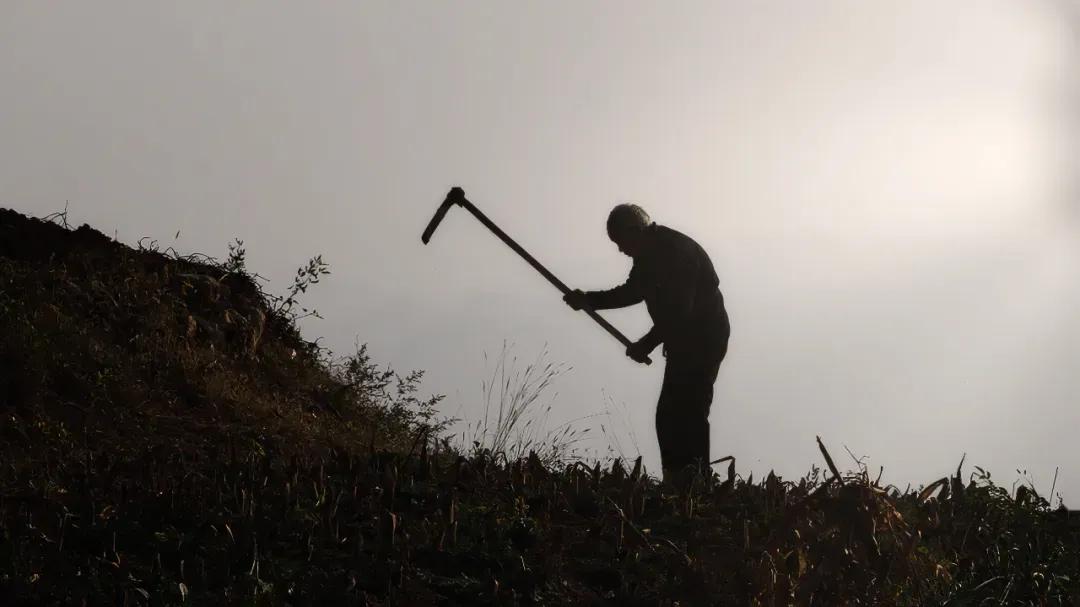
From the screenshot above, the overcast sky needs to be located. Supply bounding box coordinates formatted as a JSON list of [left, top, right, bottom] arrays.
[[2, 2, 1077, 500]]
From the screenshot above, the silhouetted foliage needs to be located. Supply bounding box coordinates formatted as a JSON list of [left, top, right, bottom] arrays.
[[1, 208, 1077, 605]]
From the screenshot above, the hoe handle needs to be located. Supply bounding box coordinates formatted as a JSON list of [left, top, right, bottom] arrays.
[[449, 188, 651, 365]]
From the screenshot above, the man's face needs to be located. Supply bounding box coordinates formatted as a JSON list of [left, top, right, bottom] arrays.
[[610, 229, 644, 258]]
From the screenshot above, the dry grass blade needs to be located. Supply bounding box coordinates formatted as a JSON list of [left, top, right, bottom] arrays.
[[918, 478, 950, 503], [816, 436, 844, 485], [605, 496, 656, 553]]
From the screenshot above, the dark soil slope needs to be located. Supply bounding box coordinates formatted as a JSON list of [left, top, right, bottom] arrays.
[[0, 209, 426, 456]]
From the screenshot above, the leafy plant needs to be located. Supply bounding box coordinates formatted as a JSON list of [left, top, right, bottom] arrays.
[[329, 340, 448, 440], [268, 254, 330, 322], [223, 238, 247, 275]]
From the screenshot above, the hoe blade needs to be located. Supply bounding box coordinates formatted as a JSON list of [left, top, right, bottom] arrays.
[[421, 187, 464, 244]]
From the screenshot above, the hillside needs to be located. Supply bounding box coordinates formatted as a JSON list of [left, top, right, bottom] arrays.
[[1, 208, 1078, 605]]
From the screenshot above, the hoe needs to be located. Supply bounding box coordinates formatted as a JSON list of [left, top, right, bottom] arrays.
[[422, 187, 651, 365]]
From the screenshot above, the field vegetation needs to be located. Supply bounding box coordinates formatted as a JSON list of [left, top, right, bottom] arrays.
[[1, 208, 1078, 605]]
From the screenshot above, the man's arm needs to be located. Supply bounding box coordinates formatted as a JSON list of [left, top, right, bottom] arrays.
[[584, 276, 643, 310], [638, 326, 663, 351], [625, 328, 659, 363]]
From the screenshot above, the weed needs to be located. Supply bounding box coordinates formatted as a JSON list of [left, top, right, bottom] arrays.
[[461, 342, 593, 466]]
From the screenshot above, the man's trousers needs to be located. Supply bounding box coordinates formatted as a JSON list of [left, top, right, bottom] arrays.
[[656, 336, 728, 482]]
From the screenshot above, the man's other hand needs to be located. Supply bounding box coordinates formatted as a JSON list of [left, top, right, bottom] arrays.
[[563, 289, 588, 311], [626, 340, 652, 364]]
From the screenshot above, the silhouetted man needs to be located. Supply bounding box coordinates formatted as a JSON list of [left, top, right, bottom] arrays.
[[564, 204, 730, 485]]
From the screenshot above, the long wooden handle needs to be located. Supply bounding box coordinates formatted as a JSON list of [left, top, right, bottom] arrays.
[[455, 194, 651, 365]]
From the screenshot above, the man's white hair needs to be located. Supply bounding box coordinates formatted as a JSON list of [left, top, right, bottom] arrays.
[[606, 203, 652, 239]]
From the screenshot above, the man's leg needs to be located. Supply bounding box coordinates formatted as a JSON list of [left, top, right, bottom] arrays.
[[656, 344, 727, 484], [655, 361, 686, 482]]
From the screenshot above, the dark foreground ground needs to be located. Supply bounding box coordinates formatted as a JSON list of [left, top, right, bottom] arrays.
[[2, 208, 1078, 605]]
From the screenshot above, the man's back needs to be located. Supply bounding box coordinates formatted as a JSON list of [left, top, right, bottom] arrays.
[[630, 224, 729, 354]]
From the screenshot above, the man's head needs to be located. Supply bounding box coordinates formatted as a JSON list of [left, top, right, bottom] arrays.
[[607, 203, 653, 257]]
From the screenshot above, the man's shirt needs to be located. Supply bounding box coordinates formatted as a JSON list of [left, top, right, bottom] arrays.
[[586, 224, 729, 356]]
